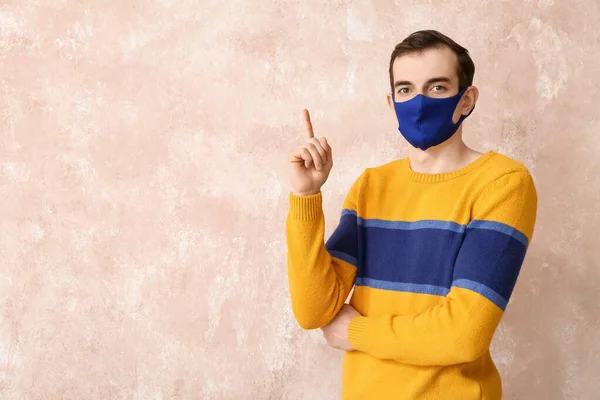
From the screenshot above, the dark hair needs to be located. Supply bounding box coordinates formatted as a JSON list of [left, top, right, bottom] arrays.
[[388, 30, 475, 94]]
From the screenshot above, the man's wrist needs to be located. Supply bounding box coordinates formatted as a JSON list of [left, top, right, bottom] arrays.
[[291, 190, 321, 197]]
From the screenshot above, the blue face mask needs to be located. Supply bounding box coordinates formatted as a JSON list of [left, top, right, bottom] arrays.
[[393, 87, 474, 150]]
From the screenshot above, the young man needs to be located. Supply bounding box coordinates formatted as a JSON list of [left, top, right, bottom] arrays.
[[286, 30, 537, 399]]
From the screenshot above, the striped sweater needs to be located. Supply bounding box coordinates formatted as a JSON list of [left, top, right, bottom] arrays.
[[286, 151, 537, 399]]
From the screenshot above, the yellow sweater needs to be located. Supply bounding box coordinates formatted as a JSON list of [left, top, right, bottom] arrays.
[[286, 151, 538, 399]]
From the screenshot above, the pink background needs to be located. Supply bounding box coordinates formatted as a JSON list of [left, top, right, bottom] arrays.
[[1, 1, 599, 399]]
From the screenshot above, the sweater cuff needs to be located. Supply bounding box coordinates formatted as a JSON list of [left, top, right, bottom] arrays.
[[347, 316, 372, 352], [289, 192, 323, 221]]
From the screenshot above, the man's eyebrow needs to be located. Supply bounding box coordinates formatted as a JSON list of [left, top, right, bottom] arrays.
[[425, 76, 452, 85], [394, 80, 413, 88]]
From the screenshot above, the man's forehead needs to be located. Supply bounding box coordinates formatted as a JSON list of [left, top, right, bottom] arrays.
[[392, 47, 459, 82]]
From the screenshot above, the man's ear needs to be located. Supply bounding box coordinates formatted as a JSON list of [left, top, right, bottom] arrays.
[[461, 86, 479, 115], [387, 93, 394, 110]]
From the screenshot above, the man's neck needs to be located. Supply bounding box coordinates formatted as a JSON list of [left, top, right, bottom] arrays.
[[407, 129, 483, 174]]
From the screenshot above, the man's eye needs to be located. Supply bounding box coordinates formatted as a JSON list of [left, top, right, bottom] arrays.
[[398, 88, 409, 94], [431, 86, 445, 92]]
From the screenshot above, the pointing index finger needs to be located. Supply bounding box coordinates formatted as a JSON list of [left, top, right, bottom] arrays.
[[303, 109, 314, 139]]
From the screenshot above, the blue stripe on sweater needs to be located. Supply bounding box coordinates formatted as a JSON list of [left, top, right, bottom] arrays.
[[358, 223, 461, 288], [326, 210, 529, 309], [355, 277, 450, 296], [325, 210, 359, 268], [452, 227, 528, 308], [359, 218, 466, 234], [467, 220, 529, 247]]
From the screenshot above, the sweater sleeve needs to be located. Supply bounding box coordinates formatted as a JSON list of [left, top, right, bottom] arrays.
[[347, 170, 538, 365], [286, 171, 366, 330]]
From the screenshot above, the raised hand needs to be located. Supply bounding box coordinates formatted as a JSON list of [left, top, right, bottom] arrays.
[[289, 109, 333, 196]]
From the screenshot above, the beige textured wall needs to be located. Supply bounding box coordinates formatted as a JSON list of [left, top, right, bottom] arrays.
[[1, 1, 598, 399]]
